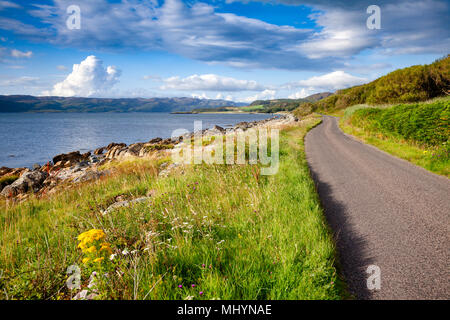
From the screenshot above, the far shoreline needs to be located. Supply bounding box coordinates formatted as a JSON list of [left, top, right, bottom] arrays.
[[170, 111, 271, 115]]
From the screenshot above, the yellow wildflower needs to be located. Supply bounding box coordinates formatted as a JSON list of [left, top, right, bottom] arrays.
[[82, 257, 90, 264], [85, 245, 97, 253], [100, 243, 112, 254], [93, 257, 104, 263]]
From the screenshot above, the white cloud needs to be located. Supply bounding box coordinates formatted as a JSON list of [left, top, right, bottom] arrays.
[[11, 0, 322, 70], [215, 93, 234, 101], [296, 9, 376, 59], [289, 71, 367, 91], [190, 92, 234, 101], [285, 71, 367, 98], [241, 89, 276, 103], [379, 0, 450, 55], [1, 76, 39, 86], [6, 65, 24, 69], [191, 92, 209, 100], [143, 75, 162, 81], [161, 74, 264, 91], [0, 1, 21, 10], [43, 55, 121, 97], [10, 49, 32, 58], [288, 88, 316, 99], [4, 0, 447, 71]]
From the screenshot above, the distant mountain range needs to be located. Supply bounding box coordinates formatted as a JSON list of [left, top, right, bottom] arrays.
[[0, 95, 247, 113]]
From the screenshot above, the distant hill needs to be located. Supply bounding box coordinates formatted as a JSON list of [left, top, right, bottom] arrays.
[[247, 92, 333, 113], [0, 96, 246, 113], [294, 55, 450, 116], [304, 92, 334, 102]]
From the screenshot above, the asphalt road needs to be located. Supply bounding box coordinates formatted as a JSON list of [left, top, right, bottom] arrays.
[[305, 115, 450, 299]]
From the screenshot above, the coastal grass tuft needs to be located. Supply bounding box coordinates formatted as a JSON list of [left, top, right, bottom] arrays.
[[0, 116, 346, 300]]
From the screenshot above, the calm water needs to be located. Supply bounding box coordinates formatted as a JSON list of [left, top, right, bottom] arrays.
[[0, 113, 273, 168]]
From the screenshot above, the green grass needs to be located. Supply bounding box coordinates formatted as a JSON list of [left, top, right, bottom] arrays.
[[240, 105, 265, 112], [340, 97, 449, 177], [0, 175, 18, 190], [0, 116, 346, 300]]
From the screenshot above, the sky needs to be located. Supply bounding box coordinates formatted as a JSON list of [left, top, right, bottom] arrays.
[[0, 0, 448, 103]]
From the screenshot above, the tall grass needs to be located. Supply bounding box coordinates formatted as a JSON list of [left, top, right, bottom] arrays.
[[0, 117, 346, 300]]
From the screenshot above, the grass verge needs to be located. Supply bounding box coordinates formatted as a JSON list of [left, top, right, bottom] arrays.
[[0, 116, 345, 300]]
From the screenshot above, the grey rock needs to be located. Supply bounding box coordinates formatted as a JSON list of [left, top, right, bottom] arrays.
[[106, 142, 126, 151], [73, 170, 109, 183], [127, 143, 144, 156], [158, 163, 180, 177], [235, 121, 250, 130], [102, 196, 150, 215], [149, 137, 163, 144], [1, 170, 48, 197], [52, 151, 84, 165], [93, 147, 105, 155], [89, 155, 99, 163], [0, 167, 13, 176], [73, 161, 89, 172]]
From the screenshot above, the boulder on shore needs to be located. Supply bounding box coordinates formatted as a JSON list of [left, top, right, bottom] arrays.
[[106, 142, 126, 151], [93, 147, 105, 155], [0, 170, 48, 197], [212, 125, 225, 133], [52, 151, 90, 166], [149, 137, 163, 144]]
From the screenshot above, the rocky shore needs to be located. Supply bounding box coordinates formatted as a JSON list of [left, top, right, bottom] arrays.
[[0, 114, 297, 202]]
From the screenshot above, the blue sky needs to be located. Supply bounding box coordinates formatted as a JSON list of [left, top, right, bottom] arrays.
[[0, 0, 448, 102]]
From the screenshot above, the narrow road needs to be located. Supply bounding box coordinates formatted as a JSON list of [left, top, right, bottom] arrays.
[[305, 115, 450, 299]]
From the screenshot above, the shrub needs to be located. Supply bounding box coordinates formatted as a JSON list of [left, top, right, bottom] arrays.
[[350, 99, 449, 146]]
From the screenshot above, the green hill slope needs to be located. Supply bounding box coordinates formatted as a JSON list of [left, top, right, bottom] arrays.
[[250, 92, 333, 113], [294, 55, 450, 117]]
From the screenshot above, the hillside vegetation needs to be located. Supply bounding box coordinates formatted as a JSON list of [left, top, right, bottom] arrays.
[[294, 55, 450, 116], [189, 92, 333, 114], [349, 99, 449, 146], [250, 92, 333, 114], [0, 116, 346, 300], [341, 97, 449, 176]]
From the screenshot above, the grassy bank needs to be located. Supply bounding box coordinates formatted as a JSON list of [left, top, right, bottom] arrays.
[[0, 116, 345, 300], [340, 97, 449, 177]]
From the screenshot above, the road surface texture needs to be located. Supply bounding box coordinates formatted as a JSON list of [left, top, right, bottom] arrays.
[[305, 115, 450, 299]]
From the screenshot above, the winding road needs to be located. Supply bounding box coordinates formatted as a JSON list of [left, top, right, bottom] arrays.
[[305, 115, 450, 299]]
